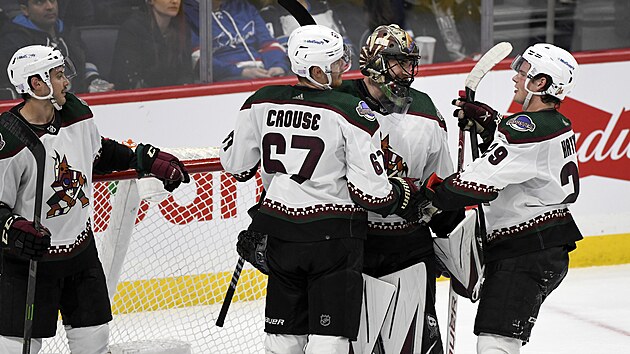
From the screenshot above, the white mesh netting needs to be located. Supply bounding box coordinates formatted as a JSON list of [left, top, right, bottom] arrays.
[[40, 147, 267, 354]]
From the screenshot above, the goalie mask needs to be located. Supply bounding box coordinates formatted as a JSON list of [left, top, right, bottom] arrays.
[[287, 24, 351, 90], [511, 43, 578, 108], [7, 45, 76, 109], [359, 24, 420, 114]]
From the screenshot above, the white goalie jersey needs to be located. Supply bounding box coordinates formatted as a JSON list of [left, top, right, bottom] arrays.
[[220, 85, 400, 242]]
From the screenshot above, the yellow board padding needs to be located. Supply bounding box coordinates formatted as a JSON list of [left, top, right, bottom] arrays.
[[112, 268, 268, 315], [111, 234, 629, 314]]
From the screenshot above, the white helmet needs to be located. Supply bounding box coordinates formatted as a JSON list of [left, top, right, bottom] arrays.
[[7, 45, 68, 102], [511, 43, 578, 101], [287, 24, 350, 89]]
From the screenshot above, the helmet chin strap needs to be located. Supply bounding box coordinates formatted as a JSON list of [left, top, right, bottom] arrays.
[[29, 81, 62, 110], [522, 77, 546, 111]]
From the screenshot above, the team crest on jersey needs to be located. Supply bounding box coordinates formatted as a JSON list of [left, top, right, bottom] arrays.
[[320, 314, 331, 327], [507, 115, 536, 132], [356, 101, 376, 121], [0, 132, 5, 151], [381, 135, 408, 177], [46, 151, 90, 218]]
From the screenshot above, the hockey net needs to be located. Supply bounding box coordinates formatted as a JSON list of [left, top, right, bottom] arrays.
[[41, 147, 266, 354]]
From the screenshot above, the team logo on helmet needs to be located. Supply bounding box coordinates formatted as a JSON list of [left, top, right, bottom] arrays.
[[320, 314, 331, 327], [507, 115, 536, 132], [356, 101, 376, 121]]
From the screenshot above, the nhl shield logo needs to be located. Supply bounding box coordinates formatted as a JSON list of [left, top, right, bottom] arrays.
[[320, 314, 331, 327]]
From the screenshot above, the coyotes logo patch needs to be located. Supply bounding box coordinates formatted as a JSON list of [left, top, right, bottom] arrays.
[[381, 134, 408, 177], [46, 151, 89, 218]]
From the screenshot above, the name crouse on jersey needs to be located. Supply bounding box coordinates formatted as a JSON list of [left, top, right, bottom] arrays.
[[452, 109, 582, 256], [0, 93, 101, 259], [220, 85, 399, 239]]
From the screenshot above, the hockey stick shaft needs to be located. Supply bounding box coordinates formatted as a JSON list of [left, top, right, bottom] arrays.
[[0, 114, 45, 354], [278, 0, 316, 26], [215, 257, 245, 327]]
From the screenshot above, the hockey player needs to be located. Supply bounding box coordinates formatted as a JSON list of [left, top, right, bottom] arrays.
[[220, 25, 426, 354], [0, 45, 190, 354], [421, 43, 583, 353], [336, 24, 462, 353]]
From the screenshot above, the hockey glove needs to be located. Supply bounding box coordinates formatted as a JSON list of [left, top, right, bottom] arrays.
[[236, 230, 269, 275], [389, 177, 426, 222], [1, 216, 51, 260], [135, 144, 191, 192], [420, 172, 443, 201], [452, 99, 500, 147]]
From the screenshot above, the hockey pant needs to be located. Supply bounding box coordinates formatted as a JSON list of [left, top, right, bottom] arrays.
[[352, 263, 435, 354], [0, 324, 108, 354], [477, 333, 521, 354]]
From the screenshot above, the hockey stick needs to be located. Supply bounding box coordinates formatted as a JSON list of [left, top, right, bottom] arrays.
[[215, 257, 245, 327], [278, 0, 316, 26], [0, 113, 46, 354], [445, 42, 512, 354]]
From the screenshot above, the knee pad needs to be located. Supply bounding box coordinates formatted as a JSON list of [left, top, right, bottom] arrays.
[[65, 324, 109, 354], [0, 335, 42, 354], [305, 335, 348, 354], [477, 333, 521, 354], [264, 333, 307, 354]]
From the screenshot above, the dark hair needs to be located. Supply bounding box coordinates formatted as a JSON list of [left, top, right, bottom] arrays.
[[533, 73, 561, 105], [146, 1, 189, 65]]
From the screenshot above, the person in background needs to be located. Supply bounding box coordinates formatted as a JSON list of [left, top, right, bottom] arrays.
[[336, 24, 462, 353], [0, 0, 114, 94], [421, 43, 582, 353], [184, 0, 288, 82], [0, 45, 189, 354], [111, 0, 194, 90]]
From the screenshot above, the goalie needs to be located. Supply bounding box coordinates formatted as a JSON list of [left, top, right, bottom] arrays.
[[0, 45, 190, 354], [420, 43, 583, 353]]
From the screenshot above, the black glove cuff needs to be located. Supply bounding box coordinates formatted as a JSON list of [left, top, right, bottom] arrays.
[[134, 143, 160, 177]]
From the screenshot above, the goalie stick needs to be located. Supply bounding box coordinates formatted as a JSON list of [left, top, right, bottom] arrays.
[[445, 42, 513, 354], [215, 257, 245, 327], [0, 113, 46, 354]]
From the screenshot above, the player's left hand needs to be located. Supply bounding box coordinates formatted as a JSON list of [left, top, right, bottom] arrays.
[[452, 99, 499, 136], [135, 144, 191, 192], [419, 172, 443, 202], [389, 177, 426, 222]]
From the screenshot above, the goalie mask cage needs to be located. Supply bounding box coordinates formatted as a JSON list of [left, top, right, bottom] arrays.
[[40, 147, 267, 354]]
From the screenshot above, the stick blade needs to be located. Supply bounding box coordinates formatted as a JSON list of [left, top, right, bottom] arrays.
[[465, 42, 513, 92]]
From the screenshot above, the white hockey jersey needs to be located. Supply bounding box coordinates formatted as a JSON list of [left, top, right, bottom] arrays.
[[220, 85, 399, 242], [0, 94, 101, 260], [433, 109, 582, 261]]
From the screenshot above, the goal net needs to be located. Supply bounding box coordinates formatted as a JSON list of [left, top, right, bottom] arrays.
[[41, 147, 266, 354]]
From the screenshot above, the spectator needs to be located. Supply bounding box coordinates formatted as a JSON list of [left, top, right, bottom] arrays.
[[184, 0, 288, 82], [258, 0, 356, 68], [0, 0, 114, 94], [111, 0, 194, 90]]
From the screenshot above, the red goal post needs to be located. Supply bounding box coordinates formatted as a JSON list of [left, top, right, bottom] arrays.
[[42, 147, 267, 354]]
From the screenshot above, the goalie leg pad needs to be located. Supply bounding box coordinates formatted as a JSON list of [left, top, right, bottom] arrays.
[[351, 274, 396, 354], [305, 335, 349, 354], [65, 324, 109, 354], [264, 333, 307, 354], [237, 230, 269, 274], [477, 333, 521, 354], [0, 335, 42, 353], [378, 263, 427, 354]]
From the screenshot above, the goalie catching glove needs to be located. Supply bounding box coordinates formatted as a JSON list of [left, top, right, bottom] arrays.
[[236, 230, 269, 275], [134, 144, 190, 192], [1, 215, 51, 260], [389, 177, 428, 222]]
